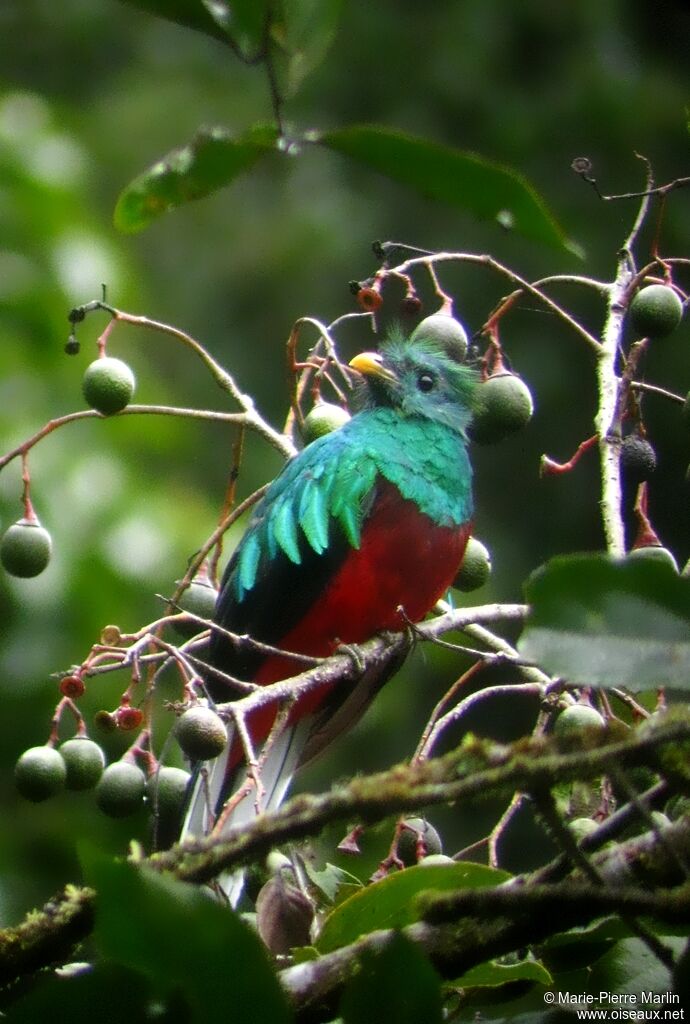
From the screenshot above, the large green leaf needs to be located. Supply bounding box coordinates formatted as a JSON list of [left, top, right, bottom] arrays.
[[118, 0, 234, 46], [316, 125, 578, 253], [114, 124, 279, 232], [83, 853, 292, 1024], [340, 932, 443, 1024], [317, 862, 509, 954], [518, 555, 690, 690]]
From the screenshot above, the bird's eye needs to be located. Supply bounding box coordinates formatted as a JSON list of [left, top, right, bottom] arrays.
[[417, 373, 435, 393]]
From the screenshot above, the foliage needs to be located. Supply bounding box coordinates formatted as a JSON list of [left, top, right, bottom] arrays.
[[1, 2, 690, 1022]]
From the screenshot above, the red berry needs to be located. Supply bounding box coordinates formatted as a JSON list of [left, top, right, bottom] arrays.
[[356, 287, 383, 313], [116, 706, 144, 731], [60, 674, 85, 699]]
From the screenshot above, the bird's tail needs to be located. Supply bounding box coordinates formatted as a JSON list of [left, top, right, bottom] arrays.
[[180, 715, 310, 908]]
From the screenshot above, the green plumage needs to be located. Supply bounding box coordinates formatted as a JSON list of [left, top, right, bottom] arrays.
[[234, 331, 477, 601]]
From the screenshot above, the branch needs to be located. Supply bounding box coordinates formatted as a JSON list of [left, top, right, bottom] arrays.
[[150, 713, 690, 885]]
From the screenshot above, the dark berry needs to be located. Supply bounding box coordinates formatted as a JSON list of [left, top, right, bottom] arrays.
[[397, 817, 443, 866], [453, 537, 492, 592], [60, 737, 106, 791], [64, 335, 80, 355], [301, 403, 351, 444], [468, 372, 534, 445], [401, 295, 422, 315], [256, 872, 314, 955], [82, 356, 135, 415], [96, 761, 146, 817], [176, 706, 227, 761], [621, 435, 656, 485], [629, 284, 683, 339], [15, 746, 66, 801], [1, 518, 52, 578], [94, 710, 117, 733]]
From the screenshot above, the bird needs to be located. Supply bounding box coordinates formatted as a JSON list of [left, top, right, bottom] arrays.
[[181, 324, 477, 901]]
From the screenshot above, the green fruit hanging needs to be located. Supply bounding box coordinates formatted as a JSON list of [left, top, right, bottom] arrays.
[[60, 737, 106, 791], [15, 746, 67, 801], [302, 403, 351, 444], [96, 761, 146, 817], [174, 577, 219, 639], [554, 703, 606, 738], [468, 372, 534, 444], [1, 517, 52, 578], [82, 356, 136, 415], [410, 312, 469, 363], [146, 766, 191, 822], [453, 536, 492, 592], [176, 706, 227, 761], [629, 284, 683, 339]]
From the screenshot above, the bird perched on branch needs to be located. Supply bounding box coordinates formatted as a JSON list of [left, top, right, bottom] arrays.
[[182, 318, 477, 902]]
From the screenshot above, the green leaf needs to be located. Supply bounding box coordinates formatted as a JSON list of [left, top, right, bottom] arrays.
[[317, 862, 509, 954], [118, 0, 234, 46], [588, 936, 686, 1001], [82, 853, 292, 1024], [271, 0, 344, 97], [114, 124, 279, 232], [316, 125, 579, 253], [453, 958, 552, 989], [518, 554, 690, 690], [340, 932, 443, 1024]]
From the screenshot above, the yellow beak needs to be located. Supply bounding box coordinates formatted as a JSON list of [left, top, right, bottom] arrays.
[[348, 351, 398, 382]]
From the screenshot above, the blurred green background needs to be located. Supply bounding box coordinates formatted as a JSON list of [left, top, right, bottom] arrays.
[[1, 0, 689, 919]]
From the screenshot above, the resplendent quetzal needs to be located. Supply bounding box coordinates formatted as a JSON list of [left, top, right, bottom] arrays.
[[183, 325, 477, 895]]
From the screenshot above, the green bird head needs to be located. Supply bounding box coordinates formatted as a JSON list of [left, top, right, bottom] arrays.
[[349, 327, 478, 436]]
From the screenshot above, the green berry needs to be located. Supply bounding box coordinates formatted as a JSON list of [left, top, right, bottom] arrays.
[[174, 577, 219, 639], [176, 706, 227, 761], [95, 761, 146, 818], [629, 284, 683, 339], [410, 313, 468, 363], [397, 817, 443, 866], [1, 518, 52, 578], [146, 766, 191, 821], [15, 746, 66, 802], [454, 536, 492, 592], [628, 545, 679, 572], [419, 854, 456, 866], [621, 435, 656, 485], [302, 403, 351, 444], [468, 372, 534, 445], [82, 356, 136, 415], [60, 737, 106, 791], [568, 817, 598, 842], [554, 704, 606, 738]]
